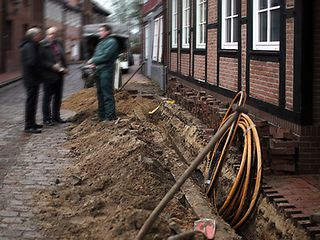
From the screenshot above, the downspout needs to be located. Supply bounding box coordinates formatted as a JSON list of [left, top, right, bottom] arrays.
[[147, 16, 154, 78]]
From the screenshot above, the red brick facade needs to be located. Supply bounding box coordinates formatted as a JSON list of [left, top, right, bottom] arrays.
[[219, 57, 238, 92], [0, 0, 44, 72], [250, 61, 279, 106], [165, 0, 319, 174]]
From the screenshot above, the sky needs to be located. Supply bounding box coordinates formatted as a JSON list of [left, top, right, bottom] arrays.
[[92, 0, 113, 11], [92, 0, 140, 34]]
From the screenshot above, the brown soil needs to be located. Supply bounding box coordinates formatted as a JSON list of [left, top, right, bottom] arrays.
[[37, 77, 308, 240], [37, 89, 199, 239]]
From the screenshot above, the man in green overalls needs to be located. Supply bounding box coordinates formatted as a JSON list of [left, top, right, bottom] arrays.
[[89, 25, 120, 121]]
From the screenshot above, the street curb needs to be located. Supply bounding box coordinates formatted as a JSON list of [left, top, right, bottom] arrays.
[[0, 77, 22, 89]]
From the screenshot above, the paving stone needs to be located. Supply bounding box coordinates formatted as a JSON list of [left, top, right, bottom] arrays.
[[0, 211, 18, 217], [2, 217, 23, 224], [0, 65, 81, 239]]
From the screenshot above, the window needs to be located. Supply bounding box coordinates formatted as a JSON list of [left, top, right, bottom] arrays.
[[221, 0, 238, 49], [182, 0, 190, 48], [253, 0, 280, 51], [152, 16, 163, 62], [196, 0, 206, 48], [144, 24, 149, 59], [153, 18, 160, 61], [172, 0, 178, 48], [159, 16, 163, 61]]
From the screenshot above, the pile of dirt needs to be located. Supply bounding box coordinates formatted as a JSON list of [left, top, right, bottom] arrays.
[[36, 89, 198, 239]]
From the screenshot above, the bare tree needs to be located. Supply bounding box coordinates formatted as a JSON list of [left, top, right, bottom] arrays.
[[109, 0, 141, 33]]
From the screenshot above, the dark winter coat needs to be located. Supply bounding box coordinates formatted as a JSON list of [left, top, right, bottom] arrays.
[[20, 38, 42, 87], [40, 39, 67, 83]]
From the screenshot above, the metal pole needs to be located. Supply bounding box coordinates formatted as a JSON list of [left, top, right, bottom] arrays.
[[118, 62, 144, 91]]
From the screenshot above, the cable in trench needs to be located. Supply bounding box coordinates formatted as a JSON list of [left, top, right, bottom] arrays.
[[205, 91, 262, 229]]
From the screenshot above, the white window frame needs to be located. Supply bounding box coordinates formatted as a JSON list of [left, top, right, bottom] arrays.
[[159, 16, 163, 62], [221, 0, 238, 49], [144, 24, 149, 59], [196, 0, 206, 49], [253, 0, 280, 51], [182, 0, 190, 48], [172, 0, 178, 48], [153, 18, 160, 61]]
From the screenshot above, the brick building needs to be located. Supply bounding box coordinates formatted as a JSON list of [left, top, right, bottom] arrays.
[[0, 0, 44, 73], [141, 0, 166, 90], [0, 0, 110, 73], [142, 0, 319, 174]]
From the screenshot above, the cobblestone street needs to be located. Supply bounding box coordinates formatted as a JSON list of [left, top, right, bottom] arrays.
[[0, 65, 83, 239]]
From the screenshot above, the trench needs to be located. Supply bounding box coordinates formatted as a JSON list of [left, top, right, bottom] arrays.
[[35, 88, 310, 239]]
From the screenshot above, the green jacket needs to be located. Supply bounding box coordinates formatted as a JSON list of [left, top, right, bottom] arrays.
[[92, 36, 120, 72]]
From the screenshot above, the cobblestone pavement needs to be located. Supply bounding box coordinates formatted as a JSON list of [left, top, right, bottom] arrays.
[[0, 65, 83, 239]]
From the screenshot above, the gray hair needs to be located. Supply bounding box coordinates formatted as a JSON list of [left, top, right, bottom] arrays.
[[25, 27, 42, 38]]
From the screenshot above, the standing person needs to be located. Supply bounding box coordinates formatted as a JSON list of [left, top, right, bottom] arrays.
[[20, 27, 43, 134], [40, 26, 68, 126], [88, 24, 120, 121]]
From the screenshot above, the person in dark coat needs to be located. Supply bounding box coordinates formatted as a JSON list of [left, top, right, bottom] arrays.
[[88, 24, 120, 121], [40, 26, 68, 126], [20, 27, 43, 134]]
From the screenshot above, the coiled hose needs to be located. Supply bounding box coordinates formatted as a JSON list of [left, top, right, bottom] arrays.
[[205, 91, 262, 229]]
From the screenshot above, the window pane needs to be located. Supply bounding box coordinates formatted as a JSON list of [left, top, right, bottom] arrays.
[[259, 11, 267, 41], [259, 0, 267, 10], [270, 9, 280, 41], [270, 0, 280, 7], [202, 24, 206, 43], [203, 3, 206, 22], [227, 0, 231, 16], [200, 4, 203, 22], [187, 28, 189, 44], [233, 0, 237, 15], [233, 17, 238, 42], [187, 10, 190, 25], [226, 18, 231, 42]]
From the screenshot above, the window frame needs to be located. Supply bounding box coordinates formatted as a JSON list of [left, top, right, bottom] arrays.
[[182, 0, 191, 48], [144, 24, 150, 59], [221, 0, 238, 50], [172, 0, 178, 48], [152, 18, 160, 61], [196, 0, 207, 49], [253, 0, 280, 51], [159, 16, 163, 62]]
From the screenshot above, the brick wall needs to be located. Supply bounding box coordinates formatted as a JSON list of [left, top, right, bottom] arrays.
[[241, 0, 247, 17], [171, 52, 178, 72], [208, 0, 217, 24], [285, 18, 294, 110], [194, 55, 205, 81], [181, 54, 190, 76], [3, 1, 44, 72], [219, 57, 238, 91], [207, 29, 217, 85], [142, 0, 162, 15], [250, 61, 280, 106], [163, 0, 320, 174]]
